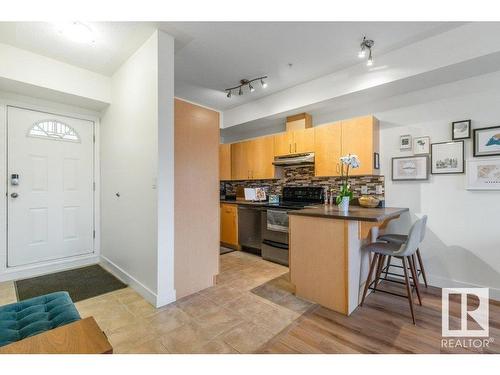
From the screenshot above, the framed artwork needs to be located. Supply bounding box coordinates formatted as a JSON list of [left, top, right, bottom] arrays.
[[473, 125, 500, 157], [413, 136, 430, 155], [400, 135, 412, 150], [466, 158, 500, 190], [431, 141, 465, 174], [392, 155, 429, 181], [452, 120, 471, 140], [373, 152, 380, 169]]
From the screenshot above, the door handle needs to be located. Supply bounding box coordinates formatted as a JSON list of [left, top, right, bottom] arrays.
[[10, 193, 19, 198], [289, 144, 291, 154], [295, 143, 297, 153]]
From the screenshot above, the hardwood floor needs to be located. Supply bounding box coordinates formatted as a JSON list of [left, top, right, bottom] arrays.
[[259, 281, 500, 354]]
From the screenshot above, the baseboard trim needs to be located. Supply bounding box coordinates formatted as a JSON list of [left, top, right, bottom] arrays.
[[99, 255, 158, 306], [428, 274, 500, 301], [0, 254, 100, 282]]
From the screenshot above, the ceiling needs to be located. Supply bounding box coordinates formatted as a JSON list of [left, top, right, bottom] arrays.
[[0, 22, 156, 75], [0, 22, 464, 110]]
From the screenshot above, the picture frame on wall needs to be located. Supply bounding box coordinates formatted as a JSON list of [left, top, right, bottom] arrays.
[[400, 134, 412, 150], [413, 136, 430, 155], [431, 141, 465, 174], [452, 120, 471, 140], [473, 125, 500, 157], [466, 158, 500, 190], [392, 155, 429, 181]]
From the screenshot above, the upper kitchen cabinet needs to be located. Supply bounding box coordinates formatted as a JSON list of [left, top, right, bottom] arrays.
[[231, 136, 275, 180], [219, 143, 231, 180], [341, 115, 379, 176], [314, 122, 342, 177], [274, 113, 314, 156], [249, 135, 275, 179], [274, 128, 314, 156]]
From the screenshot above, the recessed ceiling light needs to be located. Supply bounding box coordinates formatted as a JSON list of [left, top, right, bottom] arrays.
[[54, 22, 96, 45]]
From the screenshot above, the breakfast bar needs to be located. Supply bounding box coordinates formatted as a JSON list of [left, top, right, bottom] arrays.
[[288, 206, 409, 315]]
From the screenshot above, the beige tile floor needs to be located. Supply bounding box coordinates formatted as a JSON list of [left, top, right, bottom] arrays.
[[0, 251, 304, 354]]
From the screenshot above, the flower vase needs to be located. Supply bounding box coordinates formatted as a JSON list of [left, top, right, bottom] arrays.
[[338, 196, 350, 212]]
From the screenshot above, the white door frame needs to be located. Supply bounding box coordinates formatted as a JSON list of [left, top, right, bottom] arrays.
[[0, 98, 101, 282]]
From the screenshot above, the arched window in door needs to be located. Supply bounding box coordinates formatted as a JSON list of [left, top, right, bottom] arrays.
[[28, 120, 80, 142]]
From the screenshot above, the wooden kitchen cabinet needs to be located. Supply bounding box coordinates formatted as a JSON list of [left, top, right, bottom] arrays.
[[314, 122, 342, 177], [219, 144, 232, 180], [220, 203, 238, 248], [341, 115, 379, 176], [231, 140, 251, 180], [249, 135, 275, 179], [274, 128, 314, 156], [293, 128, 315, 154], [232, 136, 275, 180]]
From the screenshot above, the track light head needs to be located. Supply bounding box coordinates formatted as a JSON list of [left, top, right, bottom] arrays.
[[249, 83, 255, 92], [358, 46, 366, 58], [238, 87, 243, 95], [358, 36, 375, 66], [226, 90, 231, 98], [366, 49, 373, 66], [261, 79, 267, 88]]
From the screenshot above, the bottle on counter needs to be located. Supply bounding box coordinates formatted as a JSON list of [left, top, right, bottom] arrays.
[[329, 189, 335, 206]]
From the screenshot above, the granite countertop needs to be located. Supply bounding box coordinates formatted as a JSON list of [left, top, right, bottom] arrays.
[[287, 205, 409, 222], [220, 200, 267, 206]]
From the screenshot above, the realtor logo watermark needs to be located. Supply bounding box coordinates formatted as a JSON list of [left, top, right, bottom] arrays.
[[441, 288, 493, 349]]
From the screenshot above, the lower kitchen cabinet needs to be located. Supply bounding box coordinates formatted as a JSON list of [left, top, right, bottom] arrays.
[[220, 203, 239, 249]]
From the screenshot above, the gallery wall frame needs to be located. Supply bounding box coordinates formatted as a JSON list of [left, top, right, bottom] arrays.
[[431, 140, 465, 175], [392, 155, 429, 181], [466, 158, 500, 190], [452, 120, 471, 140], [473, 125, 500, 157]]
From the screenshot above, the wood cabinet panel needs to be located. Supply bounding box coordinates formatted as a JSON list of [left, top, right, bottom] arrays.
[[231, 141, 251, 180], [293, 128, 315, 154], [250, 135, 275, 179], [220, 203, 238, 247], [219, 143, 231, 180], [341, 116, 379, 176], [314, 122, 342, 177], [274, 132, 294, 156]]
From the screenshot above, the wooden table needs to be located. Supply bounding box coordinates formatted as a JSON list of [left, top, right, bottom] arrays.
[[0, 317, 113, 354]]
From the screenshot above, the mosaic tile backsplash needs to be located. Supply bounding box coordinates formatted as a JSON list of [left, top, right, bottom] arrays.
[[221, 165, 385, 200]]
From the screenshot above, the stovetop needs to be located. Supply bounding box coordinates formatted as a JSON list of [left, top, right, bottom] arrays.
[[265, 186, 325, 210]]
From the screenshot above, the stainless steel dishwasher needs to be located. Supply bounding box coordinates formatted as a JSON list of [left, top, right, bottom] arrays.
[[238, 206, 263, 255]]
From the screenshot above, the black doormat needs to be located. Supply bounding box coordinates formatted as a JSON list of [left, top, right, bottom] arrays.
[[15, 264, 127, 302]]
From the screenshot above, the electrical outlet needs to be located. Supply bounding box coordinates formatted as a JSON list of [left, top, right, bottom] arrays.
[[361, 186, 368, 195]]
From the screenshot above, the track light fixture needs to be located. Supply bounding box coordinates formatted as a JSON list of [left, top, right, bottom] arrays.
[[358, 36, 375, 66], [225, 76, 268, 98]]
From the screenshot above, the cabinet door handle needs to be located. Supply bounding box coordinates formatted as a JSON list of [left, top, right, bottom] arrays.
[[336, 163, 340, 173], [295, 143, 297, 153], [289, 144, 291, 154]]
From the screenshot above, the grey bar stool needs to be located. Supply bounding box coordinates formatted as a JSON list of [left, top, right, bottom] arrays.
[[378, 215, 428, 288], [360, 217, 426, 324]]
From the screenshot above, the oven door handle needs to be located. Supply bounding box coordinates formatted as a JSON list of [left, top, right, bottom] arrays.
[[262, 239, 289, 249]]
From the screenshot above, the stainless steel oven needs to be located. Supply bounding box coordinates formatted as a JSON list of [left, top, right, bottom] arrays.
[[260, 186, 324, 266]]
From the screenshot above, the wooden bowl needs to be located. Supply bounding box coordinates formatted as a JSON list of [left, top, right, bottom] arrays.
[[358, 195, 380, 208]]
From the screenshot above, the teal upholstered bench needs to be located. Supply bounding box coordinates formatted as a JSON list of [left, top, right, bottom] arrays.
[[0, 291, 81, 347]]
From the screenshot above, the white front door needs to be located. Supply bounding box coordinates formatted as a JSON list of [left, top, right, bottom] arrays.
[[7, 106, 94, 267]]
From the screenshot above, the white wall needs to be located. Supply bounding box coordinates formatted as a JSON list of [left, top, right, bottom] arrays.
[[0, 43, 111, 107], [100, 30, 176, 306], [313, 71, 500, 299]]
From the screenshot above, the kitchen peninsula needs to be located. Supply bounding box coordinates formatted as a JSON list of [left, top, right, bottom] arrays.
[[288, 205, 408, 315]]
